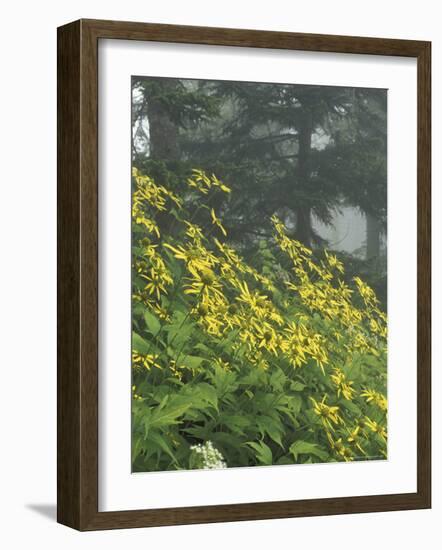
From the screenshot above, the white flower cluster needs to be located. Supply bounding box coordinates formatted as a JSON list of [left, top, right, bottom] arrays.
[[190, 440, 227, 470]]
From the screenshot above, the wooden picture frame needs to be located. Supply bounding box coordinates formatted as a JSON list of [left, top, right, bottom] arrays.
[[57, 18, 431, 531]]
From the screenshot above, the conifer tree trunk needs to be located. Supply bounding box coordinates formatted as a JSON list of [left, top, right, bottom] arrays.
[[295, 109, 314, 246], [366, 212, 381, 259], [147, 82, 180, 160]]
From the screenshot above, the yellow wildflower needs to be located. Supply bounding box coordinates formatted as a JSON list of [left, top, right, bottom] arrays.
[[183, 268, 225, 302], [310, 395, 342, 431], [330, 368, 356, 400], [210, 208, 227, 236], [141, 265, 173, 300], [361, 389, 388, 411], [347, 426, 366, 454], [324, 250, 344, 273], [163, 242, 214, 277], [132, 351, 161, 371], [364, 417, 387, 441], [255, 323, 279, 355]]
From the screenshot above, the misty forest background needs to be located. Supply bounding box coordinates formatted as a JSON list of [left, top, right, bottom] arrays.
[[130, 77, 388, 471], [132, 77, 387, 307]]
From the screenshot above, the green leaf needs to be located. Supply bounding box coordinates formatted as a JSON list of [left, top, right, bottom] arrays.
[[194, 342, 211, 354], [183, 355, 205, 370], [144, 310, 161, 335], [195, 383, 218, 411], [290, 381, 306, 392], [148, 397, 192, 429], [181, 382, 218, 412], [211, 431, 243, 452], [209, 366, 238, 397], [184, 425, 213, 440], [131, 436, 143, 463], [289, 440, 328, 461], [132, 332, 150, 354], [166, 318, 194, 349], [269, 369, 287, 391], [256, 415, 284, 448], [147, 430, 178, 464], [246, 441, 273, 465], [339, 399, 362, 416], [343, 360, 361, 381], [220, 413, 250, 434], [289, 394, 303, 415], [240, 368, 267, 387]]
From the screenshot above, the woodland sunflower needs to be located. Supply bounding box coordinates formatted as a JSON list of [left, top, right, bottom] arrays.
[[163, 242, 213, 277], [141, 266, 173, 300], [310, 396, 342, 431], [364, 417, 387, 441], [255, 323, 279, 355], [183, 268, 225, 302], [330, 368, 356, 400]]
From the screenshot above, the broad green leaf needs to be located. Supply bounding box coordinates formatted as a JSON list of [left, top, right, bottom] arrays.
[[131, 436, 143, 463], [132, 332, 150, 354], [144, 310, 161, 335], [220, 413, 250, 434], [339, 399, 362, 416], [210, 366, 238, 396], [195, 383, 218, 410], [240, 368, 267, 387], [211, 431, 243, 452], [147, 430, 178, 464], [180, 383, 218, 412], [256, 415, 284, 448], [183, 355, 205, 370], [289, 394, 303, 415], [167, 322, 194, 348], [148, 398, 192, 429], [246, 441, 273, 465], [269, 369, 287, 391], [289, 440, 328, 461], [290, 381, 306, 392]]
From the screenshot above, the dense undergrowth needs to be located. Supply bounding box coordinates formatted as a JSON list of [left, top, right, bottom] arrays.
[[131, 168, 387, 472]]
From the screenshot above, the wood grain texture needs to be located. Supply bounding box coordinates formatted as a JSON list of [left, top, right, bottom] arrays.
[[57, 20, 81, 529], [416, 41, 431, 505], [57, 19, 431, 531], [83, 18, 428, 56]]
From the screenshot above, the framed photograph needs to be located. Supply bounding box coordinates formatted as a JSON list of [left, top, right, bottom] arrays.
[[57, 19, 431, 530]]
